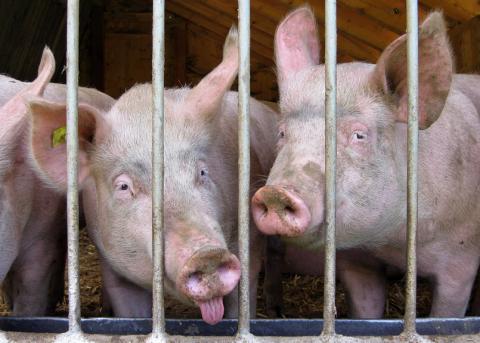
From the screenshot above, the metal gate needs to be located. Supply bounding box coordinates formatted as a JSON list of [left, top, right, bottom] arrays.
[[1, 0, 480, 342]]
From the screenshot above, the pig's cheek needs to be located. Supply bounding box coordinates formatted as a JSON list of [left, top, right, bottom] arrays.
[[163, 230, 185, 285]]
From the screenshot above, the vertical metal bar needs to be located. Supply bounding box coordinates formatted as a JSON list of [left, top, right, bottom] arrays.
[[237, 0, 251, 336], [66, 0, 81, 334], [404, 0, 419, 336], [152, 0, 166, 336], [322, 0, 337, 337]]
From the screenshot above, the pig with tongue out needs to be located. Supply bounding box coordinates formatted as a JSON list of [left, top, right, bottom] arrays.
[[26, 27, 277, 324]]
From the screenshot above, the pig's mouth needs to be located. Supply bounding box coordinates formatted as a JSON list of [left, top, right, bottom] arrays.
[[176, 248, 241, 325], [196, 297, 224, 325]]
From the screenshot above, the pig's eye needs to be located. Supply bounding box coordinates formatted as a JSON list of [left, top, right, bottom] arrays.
[[279, 131, 285, 138], [352, 131, 367, 142], [114, 174, 134, 199], [197, 161, 210, 185], [197, 161, 210, 186], [199, 168, 209, 184]]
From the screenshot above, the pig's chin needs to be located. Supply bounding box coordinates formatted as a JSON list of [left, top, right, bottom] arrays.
[[196, 297, 224, 325], [282, 223, 325, 250]]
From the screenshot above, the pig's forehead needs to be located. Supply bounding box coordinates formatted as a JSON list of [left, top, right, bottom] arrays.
[[95, 85, 210, 166], [104, 85, 208, 142], [106, 84, 191, 125], [279, 62, 377, 118]]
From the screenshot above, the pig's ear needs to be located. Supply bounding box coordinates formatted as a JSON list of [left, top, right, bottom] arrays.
[[0, 47, 56, 174], [0, 47, 55, 130], [186, 25, 239, 121], [28, 98, 106, 192], [275, 6, 320, 88], [371, 12, 453, 129]]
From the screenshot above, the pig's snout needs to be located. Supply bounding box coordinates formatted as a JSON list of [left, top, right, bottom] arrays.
[[252, 185, 311, 237], [177, 248, 240, 325]]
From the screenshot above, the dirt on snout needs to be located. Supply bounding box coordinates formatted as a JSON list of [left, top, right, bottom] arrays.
[[0, 229, 475, 319]]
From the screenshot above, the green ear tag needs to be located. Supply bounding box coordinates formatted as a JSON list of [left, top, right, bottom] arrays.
[[52, 126, 67, 148]]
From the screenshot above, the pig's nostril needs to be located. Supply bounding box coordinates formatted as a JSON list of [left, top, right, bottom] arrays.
[[189, 271, 202, 281], [259, 203, 268, 216], [285, 205, 295, 213], [186, 271, 203, 290]]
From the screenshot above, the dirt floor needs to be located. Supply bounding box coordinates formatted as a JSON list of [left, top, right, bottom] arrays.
[[0, 228, 463, 319]]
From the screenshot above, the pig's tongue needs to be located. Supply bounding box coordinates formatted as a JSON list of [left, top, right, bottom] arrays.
[[198, 297, 224, 325]]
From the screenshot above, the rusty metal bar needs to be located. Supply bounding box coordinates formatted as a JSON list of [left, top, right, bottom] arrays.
[[152, 0, 166, 337], [237, 0, 251, 336], [403, 0, 419, 336], [322, 0, 337, 337], [66, 0, 81, 334]]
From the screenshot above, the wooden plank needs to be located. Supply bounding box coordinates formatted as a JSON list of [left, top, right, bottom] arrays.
[[449, 15, 480, 73], [166, 1, 273, 61], [104, 33, 152, 98], [198, 0, 278, 36], [340, 0, 431, 34], [266, 0, 398, 51], [167, 0, 274, 58], [421, 0, 480, 22], [247, 0, 382, 61], [199, 0, 381, 62]]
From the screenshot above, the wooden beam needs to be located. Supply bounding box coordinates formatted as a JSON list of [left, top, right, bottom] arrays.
[[197, 0, 278, 36], [170, 0, 274, 50], [166, 1, 273, 61], [201, 0, 381, 62], [449, 15, 480, 73], [421, 0, 480, 22], [339, 0, 431, 34], [269, 0, 398, 51]]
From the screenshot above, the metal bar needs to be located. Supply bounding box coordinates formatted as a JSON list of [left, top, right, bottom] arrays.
[[4, 317, 480, 337], [66, 0, 81, 334], [237, 0, 251, 336], [152, 0, 166, 336], [322, 0, 337, 337], [403, 0, 419, 336]]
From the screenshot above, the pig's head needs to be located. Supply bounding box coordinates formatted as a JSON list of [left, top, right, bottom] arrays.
[[26, 27, 241, 324], [252, 7, 453, 249]]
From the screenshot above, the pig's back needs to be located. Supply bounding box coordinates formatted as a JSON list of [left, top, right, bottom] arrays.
[[0, 74, 115, 111], [0, 75, 25, 105], [453, 74, 480, 116]]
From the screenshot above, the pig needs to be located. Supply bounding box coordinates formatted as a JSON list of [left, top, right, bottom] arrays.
[[0, 47, 114, 315], [26, 28, 278, 324], [252, 7, 480, 317]]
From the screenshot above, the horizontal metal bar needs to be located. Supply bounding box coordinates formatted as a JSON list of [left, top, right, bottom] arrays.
[[1, 318, 480, 337]]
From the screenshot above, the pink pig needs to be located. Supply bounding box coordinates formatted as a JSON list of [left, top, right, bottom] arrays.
[[26, 28, 278, 324], [253, 7, 480, 317], [0, 47, 114, 315]]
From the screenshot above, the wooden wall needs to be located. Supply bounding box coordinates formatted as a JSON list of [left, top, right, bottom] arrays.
[[449, 15, 480, 74], [103, 0, 278, 101], [0, 1, 478, 102]]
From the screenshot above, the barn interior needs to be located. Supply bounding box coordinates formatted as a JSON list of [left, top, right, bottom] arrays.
[[1, 0, 480, 320]]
